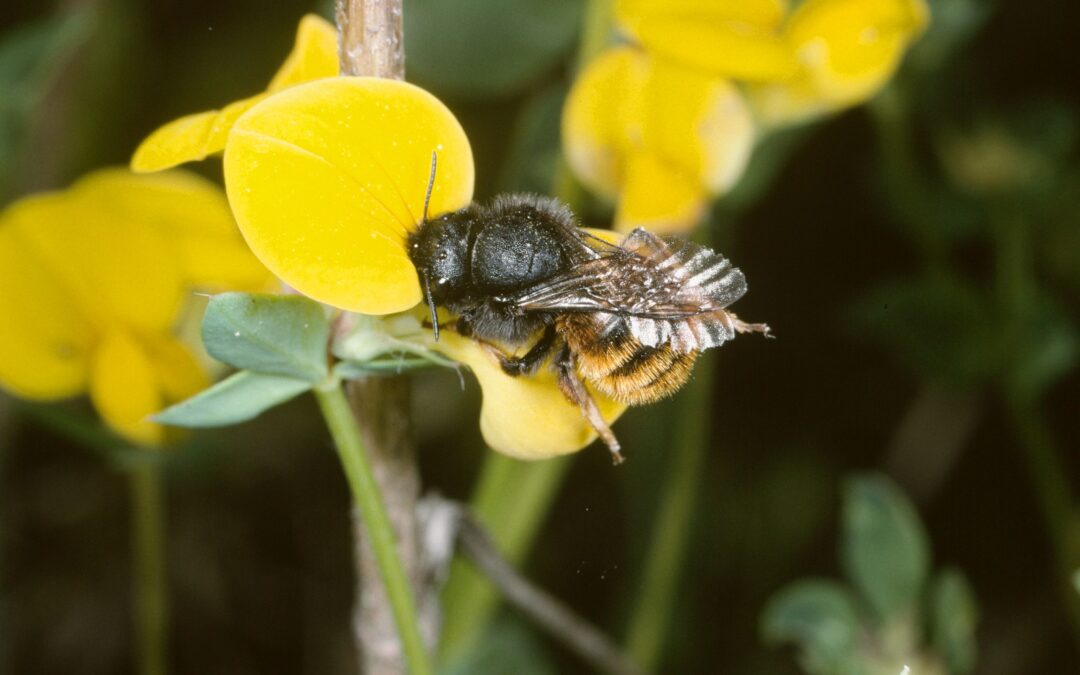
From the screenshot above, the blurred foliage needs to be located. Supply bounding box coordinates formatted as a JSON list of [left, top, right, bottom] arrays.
[[2, 0, 1080, 673], [763, 474, 977, 675], [0, 6, 92, 198]]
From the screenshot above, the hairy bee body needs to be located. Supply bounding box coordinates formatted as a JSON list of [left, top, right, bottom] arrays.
[[407, 193, 767, 462], [558, 314, 697, 405]]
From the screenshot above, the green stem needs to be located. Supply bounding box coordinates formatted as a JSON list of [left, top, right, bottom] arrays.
[[313, 383, 432, 675], [129, 462, 168, 675], [624, 354, 714, 670], [438, 454, 572, 663], [993, 210, 1080, 651], [438, 0, 615, 662]]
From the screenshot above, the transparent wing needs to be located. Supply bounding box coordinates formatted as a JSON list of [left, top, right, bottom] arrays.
[[513, 228, 749, 351]]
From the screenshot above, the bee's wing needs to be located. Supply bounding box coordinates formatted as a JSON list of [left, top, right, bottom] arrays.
[[513, 228, 749, 352]]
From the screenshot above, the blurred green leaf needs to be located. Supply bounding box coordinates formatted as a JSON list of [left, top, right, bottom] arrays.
[[842, 475, 930, 622], [849, 274, 1000, 385], [405, 0, 581, 98], [202, 293, 330, 383], [0, 6, 93, 189], [498, 83, 565, 194], [761, 580, 865, 675], [154, 371, 312, 428], [928, 568, 978, 675], [1006, 294, 1078, 400], [440, 615, 557, 675]]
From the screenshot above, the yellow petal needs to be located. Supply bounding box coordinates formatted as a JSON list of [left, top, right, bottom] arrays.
[[144, 336, 210, 403], [131, 15, 340, 173], [2, 184, 185, 335], [641, 58, 755, 195], [565, 48, 754, 228], [563, 47, 645, 199], [131, 94, 268, 172], [0, 201, 94, 400], [267, 14, 340, 91], [90, 331, 166, 447], [71, 168, 273, 292], [616, 153, 706, 233], [616, 0, 796, 81], [434, 332, 626, 460], [750, 0, 929, 125], [224, 77, 474, 314]]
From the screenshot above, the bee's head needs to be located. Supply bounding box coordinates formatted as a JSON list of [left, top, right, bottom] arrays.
[[408, 207, 476, 302]]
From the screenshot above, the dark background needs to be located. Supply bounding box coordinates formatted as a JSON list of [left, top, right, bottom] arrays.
[[2, 0, 1079, 673]]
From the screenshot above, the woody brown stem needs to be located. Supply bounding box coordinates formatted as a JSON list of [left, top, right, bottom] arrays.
[[334, 2, 437, 674]]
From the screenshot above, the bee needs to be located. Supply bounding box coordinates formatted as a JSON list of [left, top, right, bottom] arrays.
[[408, 157, 768, 464]]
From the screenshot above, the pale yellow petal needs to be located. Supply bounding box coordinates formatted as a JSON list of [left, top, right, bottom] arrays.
[[72, 168, 273, 291], [434, 332, 626, 460], [641, 59, 755, 194], [224, 77, 474, 314], [563, 47, 646, 198], [615, 154, 706, 233], [616, 0, 796, 80], [750, 0, 930, 126], [267, 14, 340, 91], [89, 331, 166, 447]]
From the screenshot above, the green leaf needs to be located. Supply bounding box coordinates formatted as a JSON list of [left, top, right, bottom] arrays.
[[0, 7, 94, 191], [153, 371, 312, 428], [760, 580, 865, 675], [405, 0, 581, 98], [842, 474, 930, 622], [928, 568, 978, 675], [202, 293, 330, 382]]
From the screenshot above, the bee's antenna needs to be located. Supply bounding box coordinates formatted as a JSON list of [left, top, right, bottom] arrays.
[[422, 150, 438, 223], [422, 271, 440, 341]]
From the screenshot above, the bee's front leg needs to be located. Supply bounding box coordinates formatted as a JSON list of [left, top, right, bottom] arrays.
[[552, 344, 625, 465], [496, 325, 557, 376]]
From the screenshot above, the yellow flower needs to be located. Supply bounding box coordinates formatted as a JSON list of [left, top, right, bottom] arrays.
[[218, 76, 624, 457], [562, 46, 755, 233], [615, 0, 796, 81], [0, 169, 270, 446], [748, 0, 931, 126], [131, 14, 339, 172]]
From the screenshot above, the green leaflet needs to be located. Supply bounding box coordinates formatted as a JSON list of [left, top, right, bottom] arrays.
[[201, 292, 330, 383], [153, 371, 312, 428], [842, 474, 930, 622], [760, 579, 864, 675]]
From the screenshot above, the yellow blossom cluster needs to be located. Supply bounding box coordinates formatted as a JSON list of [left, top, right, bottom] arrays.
[[0, 170, 269, 445], [563, 0, 930, 232]]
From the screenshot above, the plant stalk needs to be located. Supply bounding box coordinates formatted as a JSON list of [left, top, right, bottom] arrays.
[[624, 354, 714, 670], [334, 3, 437, 672], [992, 210, 1080, 652], [128, 461, 168, 675], [315, 383, 432, 675]]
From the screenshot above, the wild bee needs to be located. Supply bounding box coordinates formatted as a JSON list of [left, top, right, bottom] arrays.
[[408, 157, 768, 464]]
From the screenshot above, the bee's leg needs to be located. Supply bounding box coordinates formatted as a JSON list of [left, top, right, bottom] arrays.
[[496, 325, 557, 376], [553, 344, 625, 465], [722, 311, 772, 337]]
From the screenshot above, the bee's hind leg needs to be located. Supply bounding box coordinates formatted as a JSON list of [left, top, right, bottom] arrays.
[[552, 344, 624, 465]]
